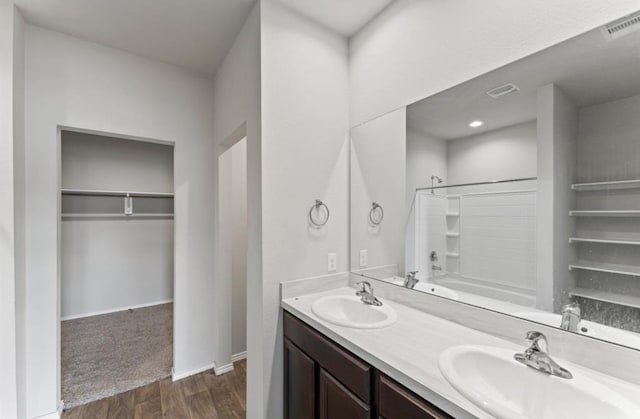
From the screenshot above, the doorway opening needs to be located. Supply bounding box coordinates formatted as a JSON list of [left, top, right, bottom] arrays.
[[59, 129, 175, 408]]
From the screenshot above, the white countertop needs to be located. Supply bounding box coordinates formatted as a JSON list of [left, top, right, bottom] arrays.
[[281, 286, 640, 419]]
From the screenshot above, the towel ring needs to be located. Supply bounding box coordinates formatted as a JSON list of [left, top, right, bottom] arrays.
[[369, 202, 384, 225], [309, 199, 330, 228]]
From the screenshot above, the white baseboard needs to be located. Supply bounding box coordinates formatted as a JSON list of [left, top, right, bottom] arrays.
[[231, 351, 247, 362], [33, 409, 61, 419], [172, 362, 215, 382], [61, 299, 173, 321], [213, 362, 234, 376]]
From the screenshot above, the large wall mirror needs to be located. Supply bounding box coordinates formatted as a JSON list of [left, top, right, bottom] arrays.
[[350, 16, 640, 350]]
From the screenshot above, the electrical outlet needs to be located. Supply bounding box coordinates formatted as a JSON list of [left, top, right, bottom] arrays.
[[327, 253, 337, 272], [359, 249, 368, 267]]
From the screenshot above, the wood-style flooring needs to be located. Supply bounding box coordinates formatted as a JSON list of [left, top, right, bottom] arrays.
[[62, 360, 246, 419]]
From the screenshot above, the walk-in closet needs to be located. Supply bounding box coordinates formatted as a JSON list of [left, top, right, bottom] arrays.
[[60, 130, 175, 408]]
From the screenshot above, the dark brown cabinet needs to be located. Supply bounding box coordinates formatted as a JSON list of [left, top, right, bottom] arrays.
[[284, 311, 454, 419]]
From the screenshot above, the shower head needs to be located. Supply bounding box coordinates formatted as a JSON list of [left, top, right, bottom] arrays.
[[431, 175, 443, 184]]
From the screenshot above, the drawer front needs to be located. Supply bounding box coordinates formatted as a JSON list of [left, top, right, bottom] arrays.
[[284, 312, 371, 403], [378, 375, 452, 419]]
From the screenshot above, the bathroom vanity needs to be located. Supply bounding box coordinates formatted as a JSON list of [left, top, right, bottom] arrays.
[[284, 311, 451, 419], [281, 279, 640, 419]]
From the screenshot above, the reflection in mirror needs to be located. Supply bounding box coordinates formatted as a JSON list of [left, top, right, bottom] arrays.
[[350, 16, 640, 350]]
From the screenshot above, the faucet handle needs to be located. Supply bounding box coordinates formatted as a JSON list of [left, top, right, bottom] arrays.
[[561, 302, 581, 315], [407, 270, 418, 278], [356, 281, 372, 294], [525, 331, 548, 353]]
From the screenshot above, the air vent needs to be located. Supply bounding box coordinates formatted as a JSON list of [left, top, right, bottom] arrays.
[[486, 83, 520, 99], [602, 12, 640, 40]]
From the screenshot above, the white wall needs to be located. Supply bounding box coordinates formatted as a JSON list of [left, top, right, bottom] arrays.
[[0, 2, 19, 418], [24, 25, 215, 418], [405, 128, 447, 210], [211, 4, 261, 415], [231, 139, 248, 357], [261, 2, 349, 416], [60, 131, 174, 319], [351, 108, 406, 272], [349, 0, 640, 127], [577, 94, 640, 183], [12, 5, 26, 419], [447, 121, 537, 185], [61, 131, 174, 192], [536, 84, 577, 312]]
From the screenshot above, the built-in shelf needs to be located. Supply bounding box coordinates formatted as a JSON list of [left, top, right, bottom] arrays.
[[569, 237, 640, 245], [61, 188, 174, 198], [445, 212, 459, 217], [569, 288, 640, 310], [446, 232, 460, 238], [62, 213, 174, 219], [446, 252, 460, 258], [571, 179, 640, 191], [569, 261, 640, 276], [569, 210, 640, 217]]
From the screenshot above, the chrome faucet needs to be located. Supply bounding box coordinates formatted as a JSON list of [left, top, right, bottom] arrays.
[[560, 303, 581, 332], [430, 251, 442, 272], [514, 331, 573, 379], [356, 281, 382, 306], [403, 271, 419, 289]]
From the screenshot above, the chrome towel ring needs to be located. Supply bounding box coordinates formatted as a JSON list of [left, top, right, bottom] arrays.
[[309, 199, 330, 228], [369, 202, 384, 225]]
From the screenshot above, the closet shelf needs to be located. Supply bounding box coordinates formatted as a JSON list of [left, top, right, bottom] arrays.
[[446, 252, 460, 258], [62, 213, 174, 219], [569, 210, 640, 217], [569, 261, 640, 277], [569, 237, 640, 246], [569, 288, 640, 310], [445, 212, 460, 217], [61, 188, 174, 198], [571, 179, 640, 191], [445, 232, 460, 238]]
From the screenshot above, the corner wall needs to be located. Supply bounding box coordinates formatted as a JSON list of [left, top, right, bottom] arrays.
[[260, 2, 350, 416], [23, 25, 216, 418], [0, 1, 19, 417]]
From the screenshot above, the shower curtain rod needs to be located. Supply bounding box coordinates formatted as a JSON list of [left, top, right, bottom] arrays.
[[416, 177, 537, 192]]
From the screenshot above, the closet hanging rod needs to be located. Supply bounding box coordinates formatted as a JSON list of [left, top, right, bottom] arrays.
[[416, 177, 537, 192], [61, 188, 174, 198]]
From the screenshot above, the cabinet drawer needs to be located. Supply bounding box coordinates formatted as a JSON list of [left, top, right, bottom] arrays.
[[319, 368, 371, 419], [378, 374, 452, 419], [284, 312, 371, 403]]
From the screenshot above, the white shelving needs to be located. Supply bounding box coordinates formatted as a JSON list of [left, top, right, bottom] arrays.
[[61, 188, 174, 198], [62, 213, 174, 219], [569, 210, 640, 217], [445, 212, 459, 217], [569, 237, 640, 245], [446, 252, 460, 258], [446, 232, 460, 238], [569, 288, 640, 310], [571, 179, 640, 191], [569, 261, 640, 277]]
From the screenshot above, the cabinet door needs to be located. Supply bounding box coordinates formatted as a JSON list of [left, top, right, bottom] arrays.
[[319, 368, 371, 419], [284, 339, 316, 419], [378, 375, 452, 419]]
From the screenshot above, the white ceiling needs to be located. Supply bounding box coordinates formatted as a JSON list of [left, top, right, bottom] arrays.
[[15, 0, 256, 76], [408, 26, 640, 139], [274, 0, 394, 37]]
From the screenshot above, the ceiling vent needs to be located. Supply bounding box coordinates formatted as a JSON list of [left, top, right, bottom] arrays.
[[486, 83, 520, 99], [602, 12, 640, 40]]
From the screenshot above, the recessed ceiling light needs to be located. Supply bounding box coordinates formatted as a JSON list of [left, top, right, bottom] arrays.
[[469, 120, 484, 128]]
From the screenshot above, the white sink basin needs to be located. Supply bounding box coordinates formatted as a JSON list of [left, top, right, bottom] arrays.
[[514, 311, 640, 349], [311, 295, 397, 329], [439, 344, 639, 419]]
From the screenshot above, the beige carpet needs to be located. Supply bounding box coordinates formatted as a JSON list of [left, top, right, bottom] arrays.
[[61, 303, 173, 409]]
